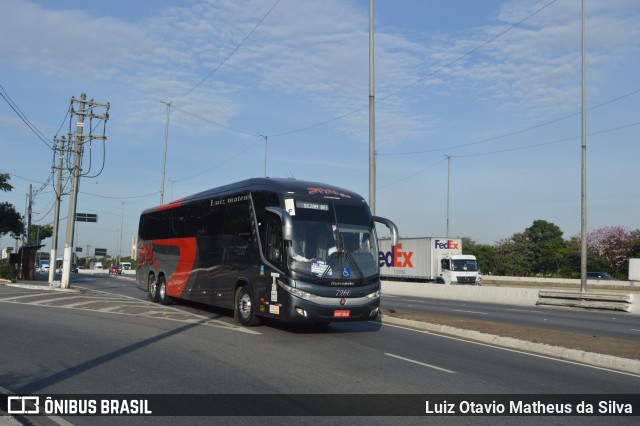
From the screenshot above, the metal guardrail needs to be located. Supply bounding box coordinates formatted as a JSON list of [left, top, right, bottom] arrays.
[[537, 290, 633, 312]]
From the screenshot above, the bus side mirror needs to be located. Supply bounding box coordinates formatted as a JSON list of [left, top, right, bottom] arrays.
[[372, 216, 399, 246], [265, 207, 293, 241]]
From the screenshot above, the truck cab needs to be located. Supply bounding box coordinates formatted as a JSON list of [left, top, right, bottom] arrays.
[[439, 254, 480, 285]]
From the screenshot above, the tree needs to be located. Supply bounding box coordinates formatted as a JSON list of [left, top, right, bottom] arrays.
[[0, 173, 13, 192], [27, 224, 53, 245], [0, 202, 24, 238], [630, 229, 640, 259], [0, 174, 24, 239], [462, 237, 496, 274], [524, 220, 564, 275], [587, 226, 637, 277], [556, 236, 581, 278], [492, 232, 535, 276]]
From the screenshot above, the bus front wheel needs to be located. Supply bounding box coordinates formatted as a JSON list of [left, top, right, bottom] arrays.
[[235, 286, 260, 326]]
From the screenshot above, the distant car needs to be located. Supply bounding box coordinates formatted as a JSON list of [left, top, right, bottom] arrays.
[[587, 272, 614, 280], [109, 265, 121, 275], [71, 263, 79, 273]]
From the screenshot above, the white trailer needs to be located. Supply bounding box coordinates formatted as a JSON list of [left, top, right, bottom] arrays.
[[378, 237, 480, 284]]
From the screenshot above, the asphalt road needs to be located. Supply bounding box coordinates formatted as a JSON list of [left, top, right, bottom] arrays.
[[381, 294, 640, 342], [0, 275, 638, 425]]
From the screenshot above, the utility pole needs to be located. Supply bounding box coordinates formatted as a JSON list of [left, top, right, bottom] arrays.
[[49, 136, 66, 284], [26, 184, 32, 244], [160, 101, 171, 205], [445, 155, 452, 238], [261, 135, 268, 177], [61, 94, 110, 289], [118, 201, 124, 266], [368, 0, 376, 215], [61, 93, 87, 289], [580, 0, 588, 293]]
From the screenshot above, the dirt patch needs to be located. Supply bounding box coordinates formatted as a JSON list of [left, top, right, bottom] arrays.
[[380, 308, 640, 361]]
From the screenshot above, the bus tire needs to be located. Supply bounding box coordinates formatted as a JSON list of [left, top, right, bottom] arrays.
[[235, 285, 260, 326], [148, 274, 159, 303], [158, 275, 173, 305]]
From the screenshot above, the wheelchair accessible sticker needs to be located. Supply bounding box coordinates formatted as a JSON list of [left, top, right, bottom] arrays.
[[342, 267, 351, 278]]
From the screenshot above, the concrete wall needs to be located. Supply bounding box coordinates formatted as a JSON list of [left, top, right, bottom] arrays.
[[382, 280, 539, 306], [484, 275, 638, 288], [381, 280, 638, 314]]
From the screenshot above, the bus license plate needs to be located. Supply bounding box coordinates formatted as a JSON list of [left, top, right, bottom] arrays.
[[333, 310, 350, 318]]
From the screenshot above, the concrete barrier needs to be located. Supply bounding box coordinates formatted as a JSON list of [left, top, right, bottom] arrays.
[[381, 280, 638, 315], [382, 281, 539, 306], [537, 290, 634, 312], [483, 275, 637, 288]]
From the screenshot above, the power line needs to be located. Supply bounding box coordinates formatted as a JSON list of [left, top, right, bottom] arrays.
[[454, 121, 640, 158], [0, 83, 53, 150], [171, 0, 281, 103], [171, 105, 259, 137], [378, 87, 640, 156], [266, 0, 559, 138], [79, 190, 160, 200], [380, 120, 640, 191], [174, 137, 264, 183]]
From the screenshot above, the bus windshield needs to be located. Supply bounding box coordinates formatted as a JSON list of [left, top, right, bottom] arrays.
[[286, 200, 378, 282]]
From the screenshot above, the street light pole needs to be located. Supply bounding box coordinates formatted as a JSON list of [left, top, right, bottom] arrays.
[[160, 101, 172, 205], [580, 0, 588, 293], [118, 201, 124, 267], [368, 0, 376, 215], [261, 135, 268, 177], [446, 155, 452, 238]]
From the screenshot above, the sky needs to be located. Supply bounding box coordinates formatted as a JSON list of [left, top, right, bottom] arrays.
[[1, 0, 639, 259]]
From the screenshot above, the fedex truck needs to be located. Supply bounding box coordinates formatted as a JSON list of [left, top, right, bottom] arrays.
[[379, 237, 480, 285]]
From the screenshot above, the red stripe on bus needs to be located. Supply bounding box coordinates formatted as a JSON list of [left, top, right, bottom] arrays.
[[155, 199, 186, 211], [153, 238, 197, 296]]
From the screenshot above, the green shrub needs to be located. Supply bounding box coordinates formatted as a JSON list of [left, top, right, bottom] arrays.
[[0, 260, 17, 280]]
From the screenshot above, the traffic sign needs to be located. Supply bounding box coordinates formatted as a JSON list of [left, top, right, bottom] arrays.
[[76, 213, 98, 222]]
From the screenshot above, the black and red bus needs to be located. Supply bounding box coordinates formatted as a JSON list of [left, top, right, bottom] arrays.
[[136, 178, 398, 326]]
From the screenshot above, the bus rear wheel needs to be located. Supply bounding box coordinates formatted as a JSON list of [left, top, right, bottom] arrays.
[[235, 286, 260, 326], [157, 275, 173, 305]]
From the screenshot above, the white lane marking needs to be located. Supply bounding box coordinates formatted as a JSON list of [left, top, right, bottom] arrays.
[[451, 309, 487, 315], [0, 289, 260, 335], [30, 295, 88, 304], [385, 353, 456, 374], [395, 298, 426, 303], [631, 329, 640, 333], [0, 292, 57, 301], [505, 308, 542, 314], [382, 322, 640, 379]]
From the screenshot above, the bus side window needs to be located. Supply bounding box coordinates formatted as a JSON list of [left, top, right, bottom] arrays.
[[264, 219, 283, 268]]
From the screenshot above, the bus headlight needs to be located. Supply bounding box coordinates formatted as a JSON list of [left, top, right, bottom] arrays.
[[366, 290, 380, 299], [278, 281, 315, 300]]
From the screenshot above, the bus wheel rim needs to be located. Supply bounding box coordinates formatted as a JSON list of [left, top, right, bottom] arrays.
[[239, 293, 251, 319]]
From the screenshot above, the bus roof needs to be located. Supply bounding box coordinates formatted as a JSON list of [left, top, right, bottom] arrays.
[[142, 178, 367, 214]]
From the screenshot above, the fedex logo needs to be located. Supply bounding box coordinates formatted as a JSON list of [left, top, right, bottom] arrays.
[[435, 239, 459, 250], [379, 244, 414, 268]]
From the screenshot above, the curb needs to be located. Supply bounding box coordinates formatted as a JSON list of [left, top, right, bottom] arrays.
[[4, 282, 80, 293], [380, 315, 640, 376]]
